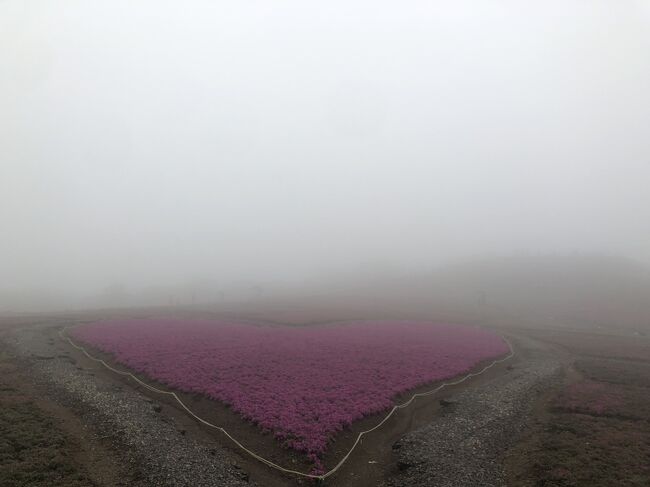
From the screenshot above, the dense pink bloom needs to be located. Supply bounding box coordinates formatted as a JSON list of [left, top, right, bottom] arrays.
[[71, 319, 508, 467]]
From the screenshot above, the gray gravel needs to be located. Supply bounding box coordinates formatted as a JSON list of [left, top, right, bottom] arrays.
[[6, 325, 254, 487], [383, 335, 563, 487]]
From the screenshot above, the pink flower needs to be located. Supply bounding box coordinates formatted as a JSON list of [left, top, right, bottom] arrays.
[[71, 319, 508, 469]]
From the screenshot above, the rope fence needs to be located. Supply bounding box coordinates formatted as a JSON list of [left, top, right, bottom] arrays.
[[59, 326, 514, 481]]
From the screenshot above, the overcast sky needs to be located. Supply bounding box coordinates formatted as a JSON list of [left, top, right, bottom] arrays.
[[2, 1, 650, 300]]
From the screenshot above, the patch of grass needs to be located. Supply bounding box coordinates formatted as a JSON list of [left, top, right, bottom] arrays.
[[0, 399, 95, 487], [528, 414, 650, 486], [509, 351, 650, 486], [528, 330, 650, 362], [576, 358, 650, 388]]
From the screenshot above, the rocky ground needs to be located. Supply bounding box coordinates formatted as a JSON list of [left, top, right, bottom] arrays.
[[5, 324, 253, 487], [384, 336, 563, 487]]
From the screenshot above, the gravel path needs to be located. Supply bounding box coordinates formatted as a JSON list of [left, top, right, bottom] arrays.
[[7, 325, 254, 487], [383, 335, 563, 487]]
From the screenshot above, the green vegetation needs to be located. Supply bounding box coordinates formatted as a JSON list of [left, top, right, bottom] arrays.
[[0, 398, 94, 487], [0, 348, 94, 487]]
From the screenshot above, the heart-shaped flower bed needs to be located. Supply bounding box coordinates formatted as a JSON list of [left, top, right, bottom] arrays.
[[70, 319, 508, 471]]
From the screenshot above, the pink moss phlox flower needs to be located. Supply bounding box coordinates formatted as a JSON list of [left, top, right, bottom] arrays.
[[71, 319, 508, 468]]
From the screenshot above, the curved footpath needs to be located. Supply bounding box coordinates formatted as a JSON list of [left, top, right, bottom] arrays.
[[383, 335, 563, 487], [5, 324, 562, 487]]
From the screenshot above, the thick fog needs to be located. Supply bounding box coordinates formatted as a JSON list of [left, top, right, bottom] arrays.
[[2, 1, 650, 310]]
